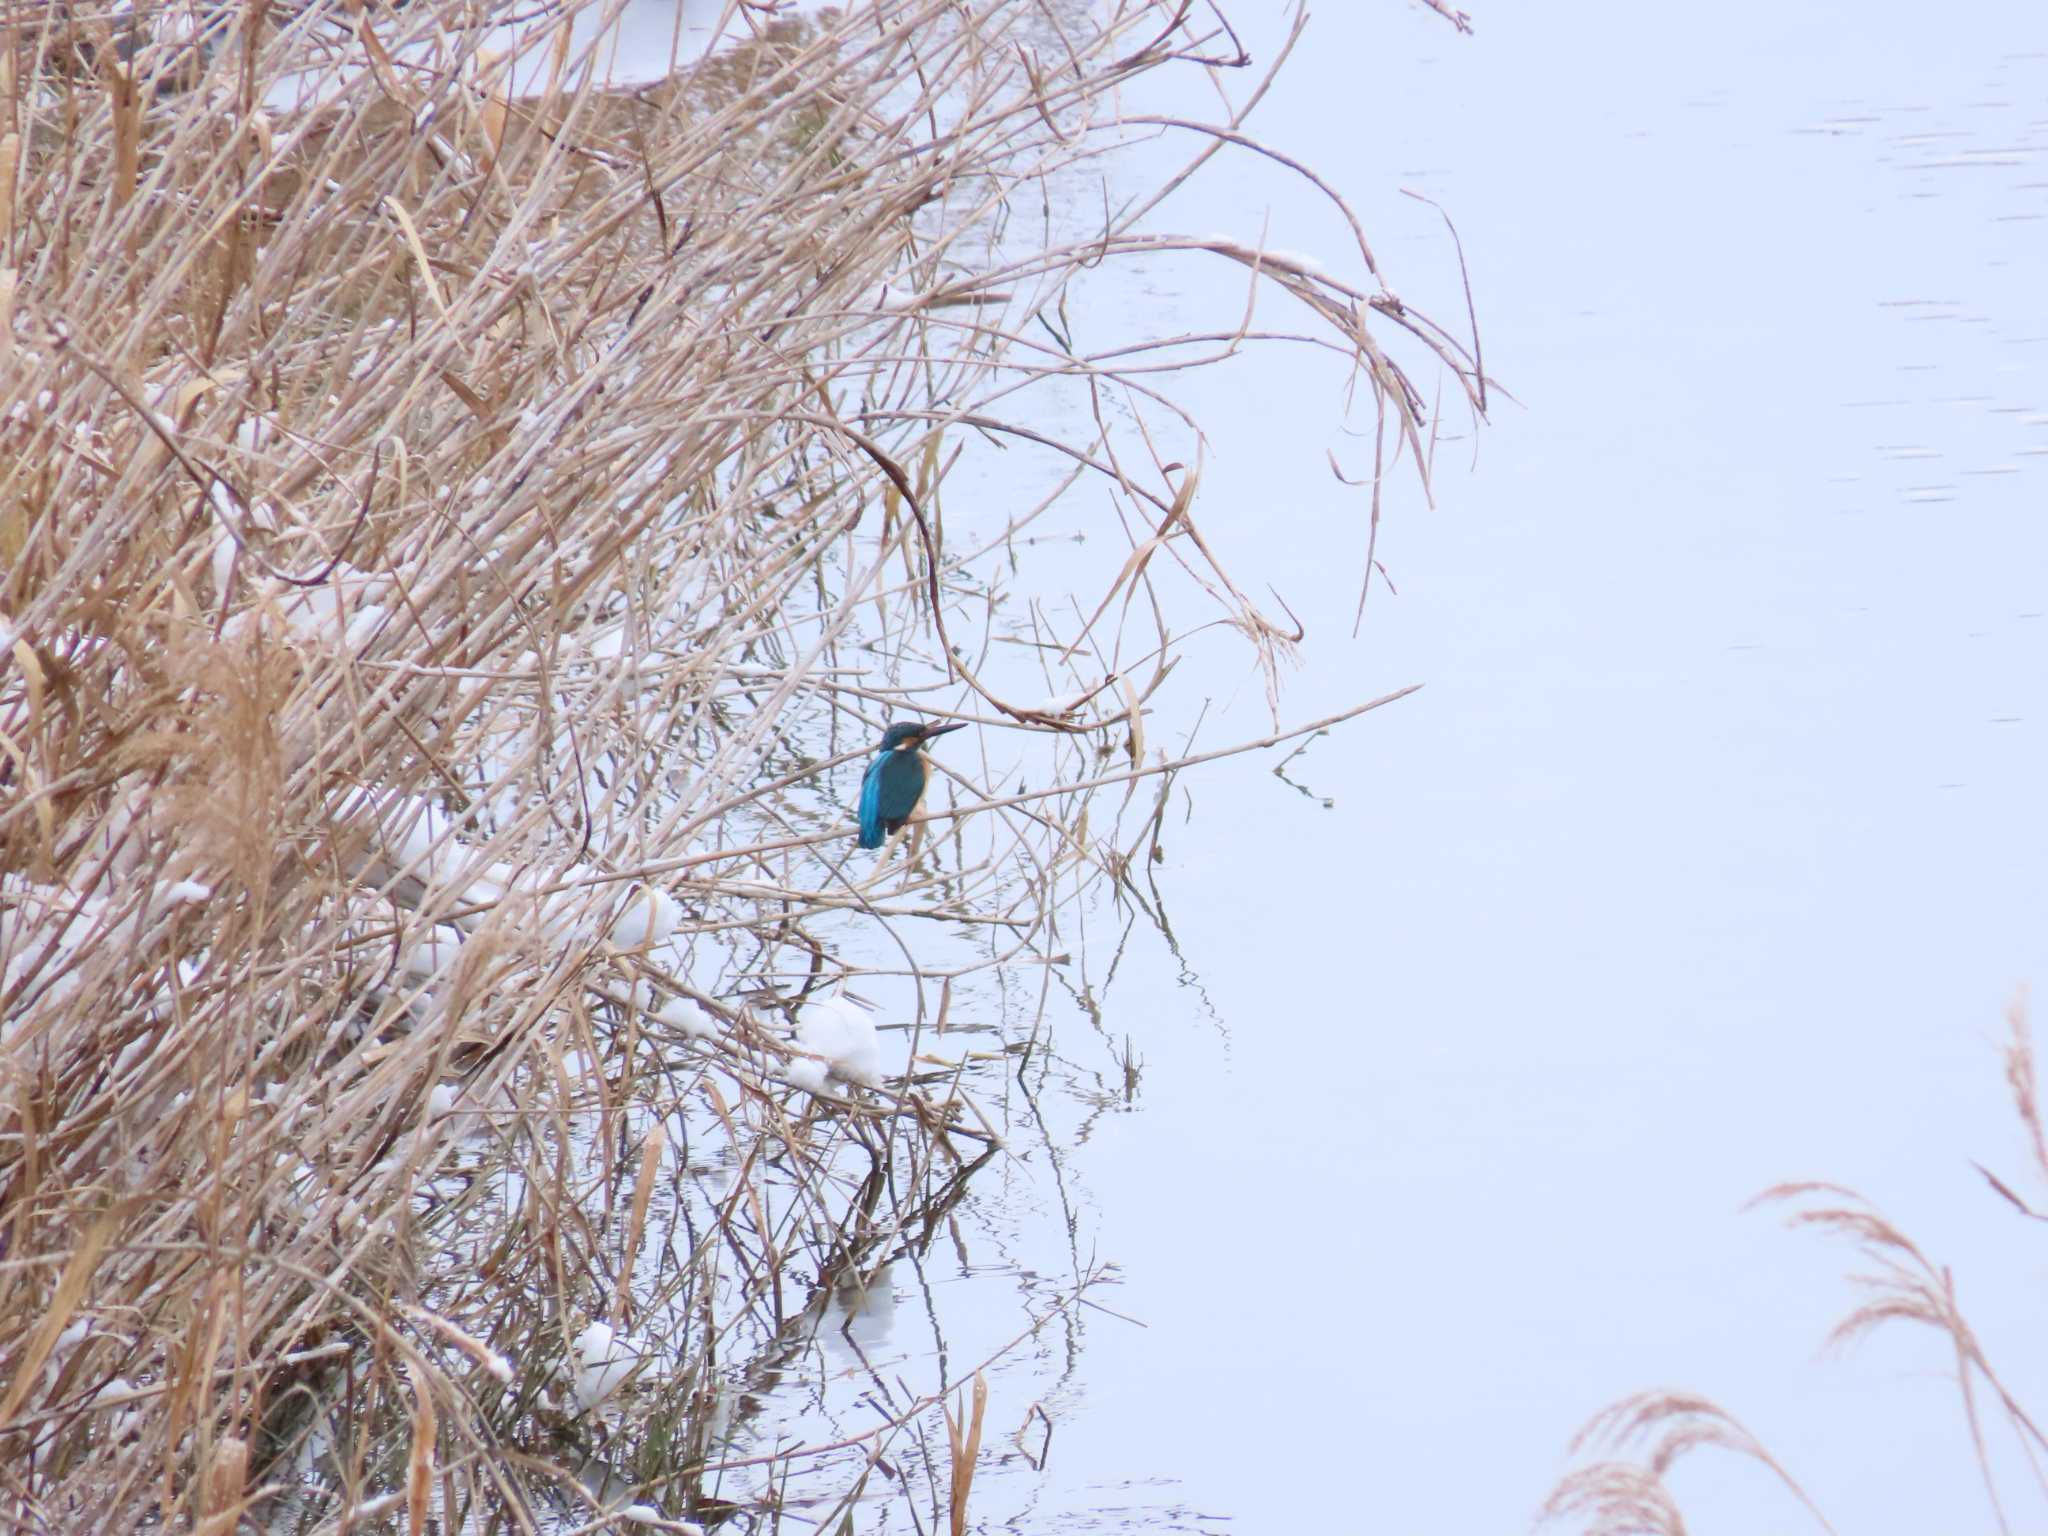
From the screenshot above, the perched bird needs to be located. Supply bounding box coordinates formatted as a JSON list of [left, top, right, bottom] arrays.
[[857, 720, 967, 849]]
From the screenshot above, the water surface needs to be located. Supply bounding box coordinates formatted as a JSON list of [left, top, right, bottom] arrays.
[[959, 4, 2048, 1530]]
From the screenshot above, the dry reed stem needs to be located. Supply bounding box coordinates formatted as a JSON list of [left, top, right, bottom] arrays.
[[0, 0, 1477, 1524], [404, 1364, 435, 1536], [945, 1369, 989, 1536]]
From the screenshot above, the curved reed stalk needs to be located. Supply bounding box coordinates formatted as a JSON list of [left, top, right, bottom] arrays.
[[1546, 996, 2048, 1535]]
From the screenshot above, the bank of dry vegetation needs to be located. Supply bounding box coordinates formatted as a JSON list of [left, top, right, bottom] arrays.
[[0, 0, 1480, 1528]]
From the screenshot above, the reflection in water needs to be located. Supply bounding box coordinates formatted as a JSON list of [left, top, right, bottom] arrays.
[[821, 1262, 900, 1365]]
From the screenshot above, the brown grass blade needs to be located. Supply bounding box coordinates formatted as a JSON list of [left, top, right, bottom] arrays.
[[944, 1370, 989, 1536], [0, 1199, 125, 1424], [407, 1366, 437, 1536]]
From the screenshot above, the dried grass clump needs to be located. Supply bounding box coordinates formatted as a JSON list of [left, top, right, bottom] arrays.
[[0, 0, 1481, 1527], [1546, 994, 2048, 1535]]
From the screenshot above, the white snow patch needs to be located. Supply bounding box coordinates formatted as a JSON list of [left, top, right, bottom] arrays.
[[620, 1507, 699, 1533], [151, 6, 199, 45], [1, 882, 119, 1014], [1030, 688, 1091, 715], [784, 1058, 830, 1096], [399, 925, 466, 983], [110, 1033, 155, 1080], [795, 990, 882, 1088], [383, 794, 456, 866], [610, 886, 680, 948], [210, 532, 238, 603], [655, 997, 716, 1040], [342, 602, 390, 650], [1261, 247, 1327, 277], [570, 1321, 645, 1410], [340, 1492, 405, 1522]]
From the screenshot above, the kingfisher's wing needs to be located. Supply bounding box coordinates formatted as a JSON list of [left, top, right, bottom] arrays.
[[875, 752, 928, 832], [857, 754, 889, 848]]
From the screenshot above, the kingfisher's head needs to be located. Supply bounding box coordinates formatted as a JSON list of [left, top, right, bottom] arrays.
[[876, 719, 967, 753]]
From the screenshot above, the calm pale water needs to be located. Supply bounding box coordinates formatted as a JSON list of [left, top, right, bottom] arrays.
[[611, 3, 2048, 1530]]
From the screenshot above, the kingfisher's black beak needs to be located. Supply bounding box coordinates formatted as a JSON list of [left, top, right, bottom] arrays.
[[919, 721, 968, 742]]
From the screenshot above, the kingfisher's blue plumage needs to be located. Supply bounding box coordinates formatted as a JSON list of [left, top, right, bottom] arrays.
[[857, 720, 966, 849]]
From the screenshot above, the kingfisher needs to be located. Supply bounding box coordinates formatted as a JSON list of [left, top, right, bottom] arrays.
[[857, 720, 967, 849]]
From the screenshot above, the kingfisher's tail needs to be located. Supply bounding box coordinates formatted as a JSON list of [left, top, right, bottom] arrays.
[[857, 761, 887, 849]]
